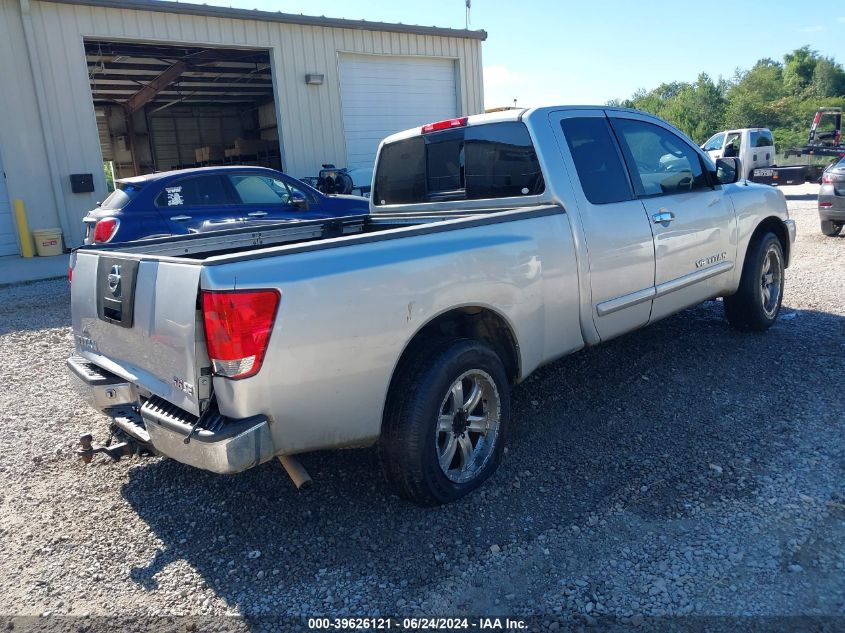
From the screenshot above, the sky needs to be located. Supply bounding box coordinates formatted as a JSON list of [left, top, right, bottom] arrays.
[[178, 0, 845, 109]]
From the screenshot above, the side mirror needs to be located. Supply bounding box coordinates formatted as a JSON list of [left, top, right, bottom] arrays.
[[290, 191, 308, 210], [715, 157, 740, 184]]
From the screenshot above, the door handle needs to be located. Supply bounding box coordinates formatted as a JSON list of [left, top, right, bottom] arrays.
[[652, 210, 675, 224], [247, 211, 268, 217], [170, 215, 192, 221]]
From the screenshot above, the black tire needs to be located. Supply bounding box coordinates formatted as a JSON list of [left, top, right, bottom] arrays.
[[379, 338, 510, 506], [821, 220, 843, 237], [724, 232, 785, 332]]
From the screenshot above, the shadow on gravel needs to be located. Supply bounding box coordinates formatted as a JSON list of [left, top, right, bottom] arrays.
[[120, 301, 845, 615], [781, 192, 818, 201]]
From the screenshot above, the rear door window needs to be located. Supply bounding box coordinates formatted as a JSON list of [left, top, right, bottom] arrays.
[[374, 122, 544, 205], [560, 117, 633, 204], [155, 175, 232, 207]]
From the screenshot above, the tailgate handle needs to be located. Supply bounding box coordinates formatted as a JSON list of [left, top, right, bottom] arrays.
[[170, 215, 192, 221]]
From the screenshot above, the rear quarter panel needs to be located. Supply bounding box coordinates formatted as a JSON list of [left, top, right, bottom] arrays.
[[201, 211, 583, 455]]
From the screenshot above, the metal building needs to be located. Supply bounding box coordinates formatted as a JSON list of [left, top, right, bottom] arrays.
[[0, 0, 486, 253]]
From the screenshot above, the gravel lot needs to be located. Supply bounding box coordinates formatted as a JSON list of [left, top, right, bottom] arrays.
[[0, 187, 843, 629]]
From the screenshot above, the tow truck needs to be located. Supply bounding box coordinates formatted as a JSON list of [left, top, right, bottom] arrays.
[[751, 107, 845, 186]]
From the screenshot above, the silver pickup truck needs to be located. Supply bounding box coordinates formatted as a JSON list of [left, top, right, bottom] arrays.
[[69, 106, 796, 505]]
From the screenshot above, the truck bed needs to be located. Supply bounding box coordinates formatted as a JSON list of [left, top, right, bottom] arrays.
[[75, 211, 514, 261], [70, 204, 566, 419]]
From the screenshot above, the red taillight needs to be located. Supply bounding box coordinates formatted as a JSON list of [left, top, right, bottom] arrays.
[[820, 202, 833, 208], [421, 117, 468, 134], [68, 267, 73, 283], [93, 218, 119, 243], [202, 289, 281, 380]]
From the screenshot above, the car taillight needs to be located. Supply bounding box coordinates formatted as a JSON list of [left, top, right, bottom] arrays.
[[93, 218, 119, 243], [202, 289, 281, 379], [421, 117, 468, 133], [68, 252, 76, 284], [820, 202, 833, 208], [822, 173, 833, 183]]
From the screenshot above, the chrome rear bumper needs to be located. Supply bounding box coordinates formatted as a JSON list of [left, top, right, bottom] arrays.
[[67, 356, 275, 474]]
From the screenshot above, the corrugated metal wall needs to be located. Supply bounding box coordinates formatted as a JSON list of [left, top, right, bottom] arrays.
[[0, 0, 61, 248], [0, 0, 484, 247]]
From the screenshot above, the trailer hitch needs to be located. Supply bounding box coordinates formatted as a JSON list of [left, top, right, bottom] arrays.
[[77, 427, 154, 463]]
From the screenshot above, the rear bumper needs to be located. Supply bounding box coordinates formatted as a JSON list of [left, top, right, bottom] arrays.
[[67, 356, 275, 474]]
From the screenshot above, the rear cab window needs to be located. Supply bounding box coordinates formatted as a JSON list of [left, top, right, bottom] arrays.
[[749, 130, 774, 148], [373, 121, 544, 206], [100, 182, 143, 209]]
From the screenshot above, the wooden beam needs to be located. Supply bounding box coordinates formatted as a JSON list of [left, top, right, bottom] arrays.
[[123, 61, 188, 114], [88, 61, 271, 75]]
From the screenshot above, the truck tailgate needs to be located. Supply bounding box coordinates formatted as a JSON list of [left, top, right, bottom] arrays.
[[71, 250, 206, 416]]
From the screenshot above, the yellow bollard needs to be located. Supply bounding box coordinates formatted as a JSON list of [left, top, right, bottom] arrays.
[[13, 200, 35, 258]]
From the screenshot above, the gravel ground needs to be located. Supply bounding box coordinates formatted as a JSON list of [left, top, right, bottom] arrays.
[[0, 188, 843, 630]]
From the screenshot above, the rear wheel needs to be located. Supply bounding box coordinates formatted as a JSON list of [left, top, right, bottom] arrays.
[[379, 339, 510, 506], [724, 232, 784, 332], [821, 220, 843, 237]]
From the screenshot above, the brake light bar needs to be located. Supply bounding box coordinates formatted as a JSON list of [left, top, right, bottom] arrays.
[[421, 117, 468, 134], [202, 289, 281, 380]]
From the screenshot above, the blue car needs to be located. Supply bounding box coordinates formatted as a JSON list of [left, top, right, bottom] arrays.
[[84, 166, 370, 244]]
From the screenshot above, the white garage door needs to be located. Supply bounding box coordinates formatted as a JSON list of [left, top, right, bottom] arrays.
[[0, 150, 17, 257], [339, 54, 458, 170]]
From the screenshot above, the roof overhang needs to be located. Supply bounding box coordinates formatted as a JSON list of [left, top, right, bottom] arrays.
[[43, 0, 488, 40]]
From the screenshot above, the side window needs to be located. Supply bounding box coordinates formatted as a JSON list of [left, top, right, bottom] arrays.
[[155, 176, 231, 207], [750, 130, 774, 148], [281, 177, 309, 202], [702, 133, 725, 151], [560, 117, 633, 204], [611, 119, 710, 197], [723, 132, 741, 157], [229, 175, 289, 204], [463, 122, 544, 199]]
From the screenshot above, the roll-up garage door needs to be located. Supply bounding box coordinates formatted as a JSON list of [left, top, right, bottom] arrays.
[[0, 149, 17, 256], [339, 54, 458, 170]]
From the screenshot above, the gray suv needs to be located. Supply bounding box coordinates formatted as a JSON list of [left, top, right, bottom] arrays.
[[819, 157, 845, 236]]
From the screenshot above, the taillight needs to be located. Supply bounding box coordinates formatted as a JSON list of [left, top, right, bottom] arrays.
[[68, 252, 76, 284], [93, 218, 119, 243], [202, 289, 280, 379], [421, 117, 468, 134], [822, 173, 832, 183], [820, 202, 833, 208]]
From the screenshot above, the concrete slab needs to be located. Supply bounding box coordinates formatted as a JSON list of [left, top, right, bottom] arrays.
[[0, 254, 69, 286]]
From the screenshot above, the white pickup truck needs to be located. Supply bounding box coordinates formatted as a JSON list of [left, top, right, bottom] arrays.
[[68, 107, 796, 505], [701, 127, 776, 180]]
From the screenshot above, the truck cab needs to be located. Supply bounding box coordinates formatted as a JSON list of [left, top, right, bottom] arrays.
[[702, 128, 776, 179]]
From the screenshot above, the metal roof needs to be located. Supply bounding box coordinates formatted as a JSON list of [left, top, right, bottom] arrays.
[[46, 0, 488, 40]]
